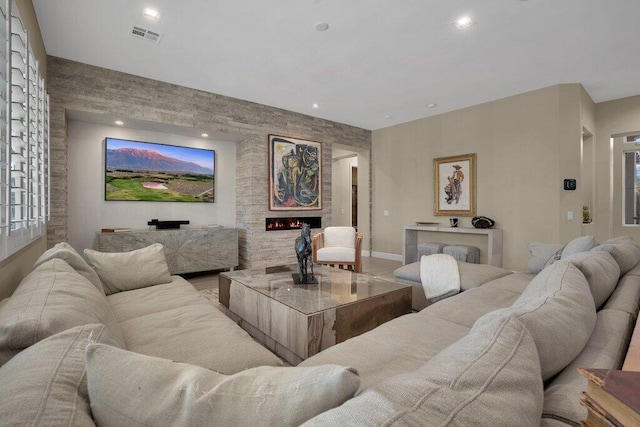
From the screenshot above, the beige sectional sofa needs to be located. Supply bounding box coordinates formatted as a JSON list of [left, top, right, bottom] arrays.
[[0, 237, 639, 426], [0, 243, 284, 425], [300, 237, 640, 425]]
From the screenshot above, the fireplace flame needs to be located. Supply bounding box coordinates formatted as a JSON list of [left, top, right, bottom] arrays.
[[265, 217, 321, 231]]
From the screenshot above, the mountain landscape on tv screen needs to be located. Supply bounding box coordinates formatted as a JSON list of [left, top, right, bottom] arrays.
[[105, 144, 215, 203], [106, 148, 213, 175]]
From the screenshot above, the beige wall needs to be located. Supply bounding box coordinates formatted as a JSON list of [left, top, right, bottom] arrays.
[[0, 1, 47, 297], [372, 84, 590, 270], [595, 94, 640, 241]]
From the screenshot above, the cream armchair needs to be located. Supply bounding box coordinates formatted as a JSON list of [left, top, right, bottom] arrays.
[[312, 226, 363, 273]]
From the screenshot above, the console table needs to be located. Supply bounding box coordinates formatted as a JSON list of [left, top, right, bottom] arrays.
[[403, 225, 503, 267], [95, 228, 238, 274]]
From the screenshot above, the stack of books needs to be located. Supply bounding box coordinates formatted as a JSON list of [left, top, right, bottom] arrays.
[[578, 368, 640, 426], [100, 228, 132, 233]]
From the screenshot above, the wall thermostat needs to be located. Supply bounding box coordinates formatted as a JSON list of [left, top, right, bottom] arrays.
[[563, 179, 577, 191]]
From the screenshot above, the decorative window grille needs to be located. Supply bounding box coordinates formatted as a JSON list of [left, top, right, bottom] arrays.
[[0, 0, 50, 261]]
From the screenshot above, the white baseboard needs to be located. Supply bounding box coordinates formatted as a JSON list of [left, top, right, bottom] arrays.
[[370, 251, 403, 262]]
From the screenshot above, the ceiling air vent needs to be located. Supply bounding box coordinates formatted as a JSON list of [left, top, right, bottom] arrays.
[[130, 25, 163, 45]]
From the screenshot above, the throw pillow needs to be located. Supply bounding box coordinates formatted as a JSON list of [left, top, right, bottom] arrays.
[[303, 315, 543, 426], [560, 235, 596, 259], [604, 236, 634, 244], [526, 242, 564, 274], [592, 239, 640, 275], [563, 251, 620, 308], [85, 344, 360, 427], [0, 324, 117, 426], [33, 241, 105, 294], [483, 260, 596, 381], [624, 259, 640, 277], [543, 246, 564, 269], [602, 274, 640, 317], [84, 243, 172, 295], [0, 259, 125, 365]]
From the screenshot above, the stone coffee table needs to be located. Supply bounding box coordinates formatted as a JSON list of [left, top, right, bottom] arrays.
[[219, 265, 412, 365]]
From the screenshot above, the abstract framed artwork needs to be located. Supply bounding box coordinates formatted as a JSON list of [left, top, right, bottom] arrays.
[[268, 134, 322, 210], [433, 153, 476, 216]]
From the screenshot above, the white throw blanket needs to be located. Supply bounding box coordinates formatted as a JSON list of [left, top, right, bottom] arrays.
[[420, 254, 461, 300]]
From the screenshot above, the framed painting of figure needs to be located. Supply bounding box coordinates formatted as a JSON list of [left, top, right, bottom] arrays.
[[268, 134, 322, 210], [433, 153, 476, 216]]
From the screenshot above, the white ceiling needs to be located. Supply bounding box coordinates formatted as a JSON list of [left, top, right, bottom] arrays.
[[33, 0, 640, 131]]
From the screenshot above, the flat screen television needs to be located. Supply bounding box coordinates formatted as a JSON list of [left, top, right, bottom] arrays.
[[105, 137, 215, 202]]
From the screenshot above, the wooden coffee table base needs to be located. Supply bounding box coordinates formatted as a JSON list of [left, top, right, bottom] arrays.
[[219, 267, 411, 365]]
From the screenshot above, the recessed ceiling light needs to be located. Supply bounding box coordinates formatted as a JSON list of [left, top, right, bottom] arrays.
[[201, 133, 209, 138], [454, 16, 475, 30], [312, 103, 319, 109], [427, 103, 438, 109], [114, 120, 124, 126], [143, 7, 162, 22], [384, 115, 393, 120], [315, 22, 329, 32]]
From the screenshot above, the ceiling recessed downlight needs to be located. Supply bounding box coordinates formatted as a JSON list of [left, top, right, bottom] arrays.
[[315, 22, 329, 32], [454, 16, 475, 30], [384, 115, 393, 120], [114, 120, 124, 126], [201, 133, 209, 137], [312, 103, 319, 109], [427, 103, 438, 108], [143, 7, 162, 22]]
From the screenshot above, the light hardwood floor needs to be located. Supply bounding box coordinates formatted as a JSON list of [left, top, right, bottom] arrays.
[[185, 256, 402, 291]]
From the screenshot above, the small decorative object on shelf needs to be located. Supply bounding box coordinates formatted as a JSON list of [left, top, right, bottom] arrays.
[[578, 368, 640, 426], [583, 203, 592, 224], [293, 223, 317, 284], [471, 216, 495, 229], [449, 218, 459, 227], [101, 228, 132, 233]]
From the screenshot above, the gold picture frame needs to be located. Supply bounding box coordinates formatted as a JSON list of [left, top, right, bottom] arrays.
[[433, 153, 476, 216]]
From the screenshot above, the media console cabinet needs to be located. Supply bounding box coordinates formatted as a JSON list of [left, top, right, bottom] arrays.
[[95, 228, 239, 274]]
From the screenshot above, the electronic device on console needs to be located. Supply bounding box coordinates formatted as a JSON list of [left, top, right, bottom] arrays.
[[147, 219, 190, 230]]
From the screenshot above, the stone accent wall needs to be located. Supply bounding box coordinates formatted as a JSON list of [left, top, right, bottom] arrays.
[[47, 56, 371, 268]]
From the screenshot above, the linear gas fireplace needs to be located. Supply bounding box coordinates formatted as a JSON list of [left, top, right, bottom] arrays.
[[265, 217, 322, 231]]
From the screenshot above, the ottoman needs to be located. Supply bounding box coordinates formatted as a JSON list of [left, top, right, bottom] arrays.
[[417, 242, 447, 258], [443, 245, 480, 264]]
